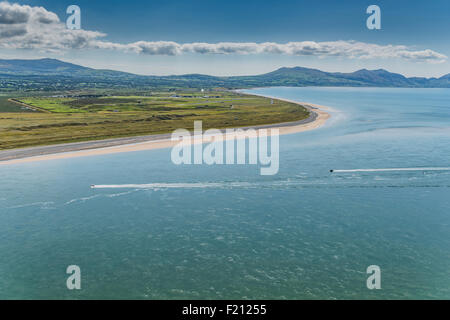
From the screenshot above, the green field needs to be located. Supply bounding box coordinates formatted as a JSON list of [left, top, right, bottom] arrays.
[[0, 91, 309, 150]]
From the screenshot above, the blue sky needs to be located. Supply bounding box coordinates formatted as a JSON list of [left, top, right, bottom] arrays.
[[1, 0, 450, 77]]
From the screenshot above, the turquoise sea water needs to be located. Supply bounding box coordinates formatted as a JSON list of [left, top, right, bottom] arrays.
[[0, 87, 449, 299]]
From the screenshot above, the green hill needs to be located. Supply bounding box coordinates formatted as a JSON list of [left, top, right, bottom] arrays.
[[1, 59, 449, 90]]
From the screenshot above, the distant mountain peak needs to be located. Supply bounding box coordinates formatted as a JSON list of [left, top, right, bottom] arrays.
[[0, 58, 448, 88]]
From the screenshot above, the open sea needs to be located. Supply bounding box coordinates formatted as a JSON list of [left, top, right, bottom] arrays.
[[0, 87, 449, 299]]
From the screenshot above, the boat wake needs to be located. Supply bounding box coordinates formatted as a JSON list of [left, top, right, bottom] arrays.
[[91, 182, 253, 189], [330, 167, 450, 173]]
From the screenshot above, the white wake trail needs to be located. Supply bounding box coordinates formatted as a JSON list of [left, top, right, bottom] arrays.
[[330, 167, 450, 173], [91, 183, 234, 189]]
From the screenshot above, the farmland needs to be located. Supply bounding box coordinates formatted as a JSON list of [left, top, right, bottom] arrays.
[[0, 91, 309, 150]]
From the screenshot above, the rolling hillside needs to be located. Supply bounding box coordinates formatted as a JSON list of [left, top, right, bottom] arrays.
[[1, 58, 449, 90]]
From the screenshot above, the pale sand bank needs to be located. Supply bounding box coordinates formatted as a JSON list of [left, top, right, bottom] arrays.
[[0, 98, 330, 165]]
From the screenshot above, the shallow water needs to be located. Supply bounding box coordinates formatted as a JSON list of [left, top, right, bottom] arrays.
[[0, 87, 449, 299]]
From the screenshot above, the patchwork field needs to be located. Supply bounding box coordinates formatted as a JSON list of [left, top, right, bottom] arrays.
[[0, 91, 309, 150]]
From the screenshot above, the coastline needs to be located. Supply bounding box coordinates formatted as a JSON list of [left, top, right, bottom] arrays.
[[0, 96, 330, 165]]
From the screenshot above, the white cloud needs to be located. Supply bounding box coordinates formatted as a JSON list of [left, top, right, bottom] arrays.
[[0, 1, 104, 51], [106, 40, 447, 63], [0, 1, 30, 24], [0, 1, 447, 63]]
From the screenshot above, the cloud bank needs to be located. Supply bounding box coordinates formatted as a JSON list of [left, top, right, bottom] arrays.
[[0, 1, 447, 63], [0, 2, 104, 52]]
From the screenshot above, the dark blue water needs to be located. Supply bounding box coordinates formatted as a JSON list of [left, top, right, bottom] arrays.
[[0, 87, 449, 299]]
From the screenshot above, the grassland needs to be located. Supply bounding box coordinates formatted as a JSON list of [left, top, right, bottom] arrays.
[[0, 91, 309, 150]]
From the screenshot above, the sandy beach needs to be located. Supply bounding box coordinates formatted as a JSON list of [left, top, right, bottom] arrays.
[[0, 97, 330, 165]]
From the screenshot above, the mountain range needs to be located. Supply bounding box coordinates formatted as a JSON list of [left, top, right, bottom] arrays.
[[1, 58, 449, 90]]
